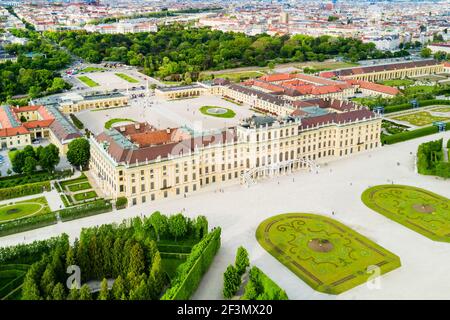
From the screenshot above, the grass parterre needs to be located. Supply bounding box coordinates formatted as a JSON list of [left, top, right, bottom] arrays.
[[362, 185, 450, 242], [256, 213, 401, 294]]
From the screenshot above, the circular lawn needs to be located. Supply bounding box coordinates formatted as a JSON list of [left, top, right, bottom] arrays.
[[199, 106, 236, 118], [0, 202, 47, 222]]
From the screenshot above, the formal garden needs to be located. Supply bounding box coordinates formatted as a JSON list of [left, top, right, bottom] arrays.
[[55, 173, 99, 206], [255, 213, 401, 294], [362, 185, 450, 242], [417, 138, 450, 178], [199, 106, 236, 118], [0, 212, 220, 300], [392, 111, 449, 127], [0, 197, 50, 223]]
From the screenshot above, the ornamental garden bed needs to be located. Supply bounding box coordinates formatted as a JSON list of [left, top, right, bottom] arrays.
[[256, 213, 401, 294], [362, 185, 450, 242]]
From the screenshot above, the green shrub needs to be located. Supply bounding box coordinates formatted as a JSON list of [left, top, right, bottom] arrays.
[[0, 235, 69, 264], [0, 181, 51, 201], [384, 99, 450, 114], [242, 266, 288, 300], [223, 264, 241, 299], [115, 197, 127, 209], [58, 200, 112, 222], [161, 227, 221, 300], [0, 213, 57, 237], [235, 246, 250, 276], [0, 170, 72, 189], [69, 113, 84, 129], [382, 124, 449, 145]]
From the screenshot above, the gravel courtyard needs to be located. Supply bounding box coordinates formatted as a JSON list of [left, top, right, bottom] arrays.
[[76, 95, 257, 135], [0, 131, 449, 300]]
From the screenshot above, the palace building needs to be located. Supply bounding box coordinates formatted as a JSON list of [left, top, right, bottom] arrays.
[[90, 97, 381, 206]]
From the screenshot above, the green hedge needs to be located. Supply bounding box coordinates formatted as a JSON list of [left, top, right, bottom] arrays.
[[69, 113, 84, 129], [157, 243, 193, 254], [0, 181, 51, 201], [242, 266, 288, 300], [384, 99, 450, 114], [58, 199, 112, 222], [0, 170, 72, 189], [161, 227, 221, 300], [0, 212, 57, 237], [115, 197, 127, 209], [382, 124, 449, 145]]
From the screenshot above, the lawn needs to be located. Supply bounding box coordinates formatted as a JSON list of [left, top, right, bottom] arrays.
[[256, 213, 401, 294], [161, 256, 187, 280], [81, 67, 105, 73], [78, 76, 99, 87], [210, 71, 264, 82], [403, 85, 435, 95], [362, 185, 450, 242], [115, 73, 139, 83], [0, 264, 29, 300], [104, 118, 136, 129], [73, 191, 97, 201], [378, 79, 415, 87], [0, 197, 50, 223], [59, 174, 87, 190], [199, 106, 236, 118], [67, 182, 92, 192], [431, 107, 450, 113], [392, 111, 449, 127]]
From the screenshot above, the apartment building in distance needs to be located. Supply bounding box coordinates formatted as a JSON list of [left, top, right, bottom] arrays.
[[57, 92, 128, 114], [319, 59, 444, 81]]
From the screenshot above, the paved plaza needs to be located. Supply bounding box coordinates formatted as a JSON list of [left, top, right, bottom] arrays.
[[0, 131, 449, 300], [76, 95, 257, 135]]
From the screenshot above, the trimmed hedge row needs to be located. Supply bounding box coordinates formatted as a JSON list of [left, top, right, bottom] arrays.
[[161, 227, 221, 300], [0, 170, 72, 189], [0, 212, 57, 237], [58, 199, 112, 222], [69, 113, 84, 129], [382, 123, 449, 145], [157, 243, 193, 254], [0, 181, 51, 201], [384, 99, 450, 114]]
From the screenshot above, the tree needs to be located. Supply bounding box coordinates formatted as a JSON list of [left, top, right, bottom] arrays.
[[11, 150, 26, 173], [98, 278, 110, 300], [223, 264, 240, 299], [23, 156, 37, 176], [168, 213, 188, 241], [51, 283, 66, 300], [128, 243, 145, 276], [39, 144, 60, 172], [79, 284, 92, 300], [149, 211, 168, 241], [235, 246, 250, 276], [40, 265, 56, 298], [67, 287, 80, 300], [129, 278, 150, 300], [112, 275, 126, 300], [420, 47, 432, 58], [149, 251, 164, 296], [23, 145, 36, 159], [67, 138, 91, 169]]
